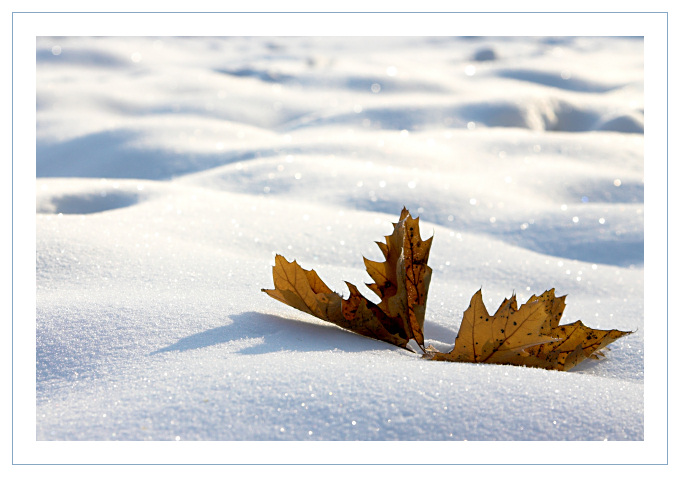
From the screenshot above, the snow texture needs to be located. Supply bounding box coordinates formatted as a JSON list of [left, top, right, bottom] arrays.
[[36, 36, 643, 442]]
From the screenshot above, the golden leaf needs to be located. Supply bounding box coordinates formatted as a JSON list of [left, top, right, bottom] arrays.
[[363, 207, 432, 347], [520, 290, 633, 371], [429, 289, 557, 364], [262, 254, 410, 348], [262, 208, 432, 350], [429, 288, 632, 371], [263, 207, 632, 370]]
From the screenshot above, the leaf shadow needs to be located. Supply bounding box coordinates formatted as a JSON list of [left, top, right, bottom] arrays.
[[151, 311, 401, 356]]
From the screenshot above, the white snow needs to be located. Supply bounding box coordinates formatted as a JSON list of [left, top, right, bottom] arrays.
[[26, 33, 661, 460]]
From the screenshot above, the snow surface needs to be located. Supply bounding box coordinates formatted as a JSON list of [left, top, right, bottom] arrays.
[[35, 36, 643, 443]]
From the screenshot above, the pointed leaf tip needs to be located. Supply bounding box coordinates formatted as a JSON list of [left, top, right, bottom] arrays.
[[429, 289, 632, 371]]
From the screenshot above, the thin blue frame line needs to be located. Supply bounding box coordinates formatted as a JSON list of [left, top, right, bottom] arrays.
[[665, 10, 669, 467], [10, 10, 12, 466], [8, 11, 672, 14], [6, 463, 674, 466], [16, 10, 666, 465]]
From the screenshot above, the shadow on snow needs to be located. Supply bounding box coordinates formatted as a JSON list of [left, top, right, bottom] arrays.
[[150, 311, 403, 356]]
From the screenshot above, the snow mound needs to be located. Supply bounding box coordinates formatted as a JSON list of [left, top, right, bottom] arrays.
[[35, 36, 644, 443]]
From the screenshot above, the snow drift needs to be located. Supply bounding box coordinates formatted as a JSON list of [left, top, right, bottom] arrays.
[[36, 36, 643, 443]]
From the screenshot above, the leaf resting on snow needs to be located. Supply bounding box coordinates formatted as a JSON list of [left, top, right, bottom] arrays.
[[262, 254, 409, 349], [262, 208, 432, 350], [428, 289, 632, 371], [263, 208, 631, 370], [363, 207, 432, 348]]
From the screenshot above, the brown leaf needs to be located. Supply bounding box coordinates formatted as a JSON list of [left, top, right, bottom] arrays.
[[520, 289, 633, 370], [262, 208, 432, 350], [429, 289, 557, 364], [262, 255, 410, 349], [364, 207, 432, 347], [429, 288, 632, 371], [499, 289, 633, 370], [262, 207, 631, 370], [262, 254, 340, 320]]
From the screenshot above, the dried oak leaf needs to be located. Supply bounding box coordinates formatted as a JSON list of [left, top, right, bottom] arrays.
[[364, 207, 432, 348], [520, 289, 633, 370], [262, 208, 432, 350], [429, 289, 632, 371], [261, 254, 408, 348]]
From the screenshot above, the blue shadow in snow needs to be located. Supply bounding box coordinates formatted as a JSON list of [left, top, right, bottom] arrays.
[[151, 311, 402, 356], [494, 68, 619, 93], [38, 191, 141, 215]]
